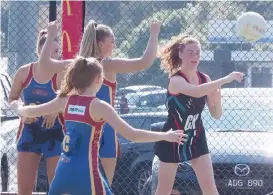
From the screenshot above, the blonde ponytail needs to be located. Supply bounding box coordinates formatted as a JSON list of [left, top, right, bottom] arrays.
[[79, 20, 100, 58]]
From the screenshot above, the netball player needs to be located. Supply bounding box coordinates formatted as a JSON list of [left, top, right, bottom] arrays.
[[8, 30, 65, 195], [38, 19, 161, 185], [153, 35, 244, 195], [10, 57, 187, 195]]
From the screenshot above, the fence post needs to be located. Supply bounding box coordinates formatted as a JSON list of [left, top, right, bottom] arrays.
[[49, 1, 57, 22]]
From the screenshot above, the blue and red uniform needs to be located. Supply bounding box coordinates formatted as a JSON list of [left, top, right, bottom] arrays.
[[48, 95, 112, 195], [97, 78, 120, 158], [16, 63, 64, 158]]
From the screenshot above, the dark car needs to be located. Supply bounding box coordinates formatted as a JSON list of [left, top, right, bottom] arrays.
[[115, 85, 166, 114], [112, 112, 167, 195], [143, 88, 273, 195]]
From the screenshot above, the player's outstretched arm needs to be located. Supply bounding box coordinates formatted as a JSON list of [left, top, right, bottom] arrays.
[[91, 99, 187, 144], [169, 72, 244, 98], [10, 97, 67, 118]]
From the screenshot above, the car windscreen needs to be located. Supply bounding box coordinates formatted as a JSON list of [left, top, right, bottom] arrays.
[[202, 96, 273, 132]]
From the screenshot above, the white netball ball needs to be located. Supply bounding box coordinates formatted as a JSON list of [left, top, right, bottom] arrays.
[[236, 12, 266, 42]]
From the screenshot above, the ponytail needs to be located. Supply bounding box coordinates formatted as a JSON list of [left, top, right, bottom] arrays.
[[79, 20, 99, 58]]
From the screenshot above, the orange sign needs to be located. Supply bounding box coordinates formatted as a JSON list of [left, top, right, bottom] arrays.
[[64, 0, 72, 16], [62, 31, 72, 52]]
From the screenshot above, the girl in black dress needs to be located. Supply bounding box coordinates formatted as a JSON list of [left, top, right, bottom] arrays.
[[154, 35, 244, 195]]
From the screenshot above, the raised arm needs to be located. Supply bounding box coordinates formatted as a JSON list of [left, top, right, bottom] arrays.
[[103, 19, 161, 74], [169, 72, 244, 99], [91, 99, 187, 143], [39, 21, 73, 73], [10, 97, 67, 118]]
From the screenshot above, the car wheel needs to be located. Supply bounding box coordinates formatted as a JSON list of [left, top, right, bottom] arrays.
[[141, 176, 183, 195], [136, 165, 152, 195], [1, 154, 9, 192], [141, 176, 152, 195]]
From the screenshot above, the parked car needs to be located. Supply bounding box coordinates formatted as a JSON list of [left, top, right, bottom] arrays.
[[143, 88, 273, 195], [123, 89, 167, 113], [115, 85, 166, 113], [0, 72, 48, 193], [116, 85, 165, 97], [112, 112, 167, 195]]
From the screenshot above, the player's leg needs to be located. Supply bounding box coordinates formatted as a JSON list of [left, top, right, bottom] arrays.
[[17, 124, 42, 195], [42, 137, 63, 185], [102, 174, 114, 195], [17, 152, 41, 195], [46, 156, 59, 185], [190, 154, 219, 195], [100, 158, 117, 186], [99, 124, 119, 186], [153, 140, 181, 195], [154, 160, 178, 195]]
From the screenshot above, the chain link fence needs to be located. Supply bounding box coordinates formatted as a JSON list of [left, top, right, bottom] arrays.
[[1, 1, 273, 195]]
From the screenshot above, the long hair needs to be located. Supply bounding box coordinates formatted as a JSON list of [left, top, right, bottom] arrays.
[[79, 20, 113, 58], [59, 57, 103, 97], [158, 35, 200, 76]]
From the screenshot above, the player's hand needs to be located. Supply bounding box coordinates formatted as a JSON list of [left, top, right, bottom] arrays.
[[225, 72, 244, 83], [9, 99, 23, 112], [164, 129, 188, 144], [42, 113, 58, 129], [47, 20, 59, 38], [21, 116, 38, 124], [150, 18, 161, 35], [10, 100, 38, 124]]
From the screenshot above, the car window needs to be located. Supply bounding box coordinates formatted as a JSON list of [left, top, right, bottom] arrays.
[[126, 93, 141, 105], [124, 117, 152, 129], [137, 93, 166, 107], [202, 97, 273, 132], [118, 116, 167, 142], [139, 87, 162, 92], [116, 89, 135, 97]]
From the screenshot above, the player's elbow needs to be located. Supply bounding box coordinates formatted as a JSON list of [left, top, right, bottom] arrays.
[[190, 87, 208, 98], [139, 56, 154, 69], [210, 108, 222, 119], [212, 113, 222, 120]]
